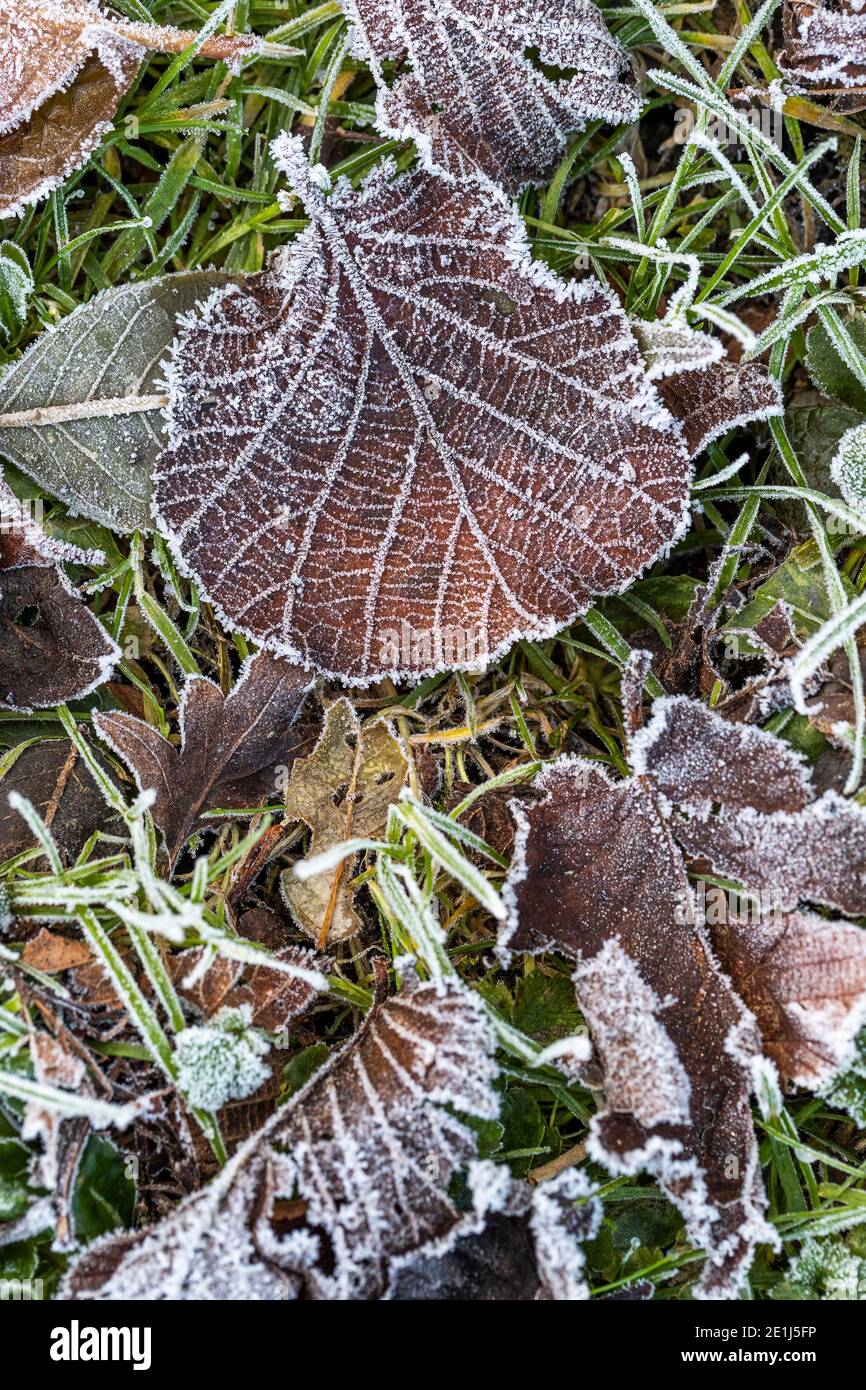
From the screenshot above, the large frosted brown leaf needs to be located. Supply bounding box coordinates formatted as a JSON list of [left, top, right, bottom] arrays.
[[63, 975, 504, 1300], [0, 480, 119, 711], [93, 650, 314, 868], [154, 134, 691, 685], [0, 1, 294, 217], [344, 0, 640, 193], [281, 698, 409, 945], [501, 683, 866, 1297]]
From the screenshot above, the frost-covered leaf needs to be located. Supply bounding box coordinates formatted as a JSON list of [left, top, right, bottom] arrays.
[[170, 910, 323, 1033], [0, 273, 236, 532], [154, 134, 691, 685], [389, 1167, 601, 1300], [0, 47, 140, 220], [777, 1238, 866, 1299], [344, 0, 640, 193], [0, 479, 119, 711], [632, 317, 725, 381], [0, 0, 293, 217], [281, 698, 409, 944], [657, 358, 783, 459], [710, 902, 866, 1088], [805, 311, 866, 412], [0, 242, 33, 341], [501, 686, 866, 1297], [0, 738, 120, 864], [831, 418, 866, 515], [93, 649, 313, 869], [174, 1006, 271, 1112], [781, 0, 866, 93], [63, 975, 509, 1301]]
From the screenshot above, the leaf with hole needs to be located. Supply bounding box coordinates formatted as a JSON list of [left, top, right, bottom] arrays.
[[281, 697, 409, 945]]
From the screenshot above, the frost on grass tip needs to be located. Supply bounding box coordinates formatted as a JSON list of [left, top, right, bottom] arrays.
[[63, 973, 602, 1301], [153, 133, 694, 686], [342, 0, 641, 193], [0, 478, 119, 712], [500, 673, 866, 1298]]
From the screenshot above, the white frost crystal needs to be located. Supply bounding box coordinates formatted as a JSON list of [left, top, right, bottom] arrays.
[[174, 1005, 270, 1112]]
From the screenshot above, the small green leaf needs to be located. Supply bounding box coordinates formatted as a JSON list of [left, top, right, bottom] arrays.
[[0, 243, 34, 343], [71, 1135, 136, 1244], [806, 312, 866, 413]]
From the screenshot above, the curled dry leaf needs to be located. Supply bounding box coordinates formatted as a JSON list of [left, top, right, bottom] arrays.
[[281, 698, 409, 944], [0, 272, 238, 532], [501, 685, 866, 1297], [780, 0, 866, 96], [0, 738, 120, 864], [0, 479, 119, 711], [154, 134, 692, 685], [0, 0, 294, 217], [344, 0, 640, 193], [64, 975, 498, 1300], [93, 649, 314, 870]]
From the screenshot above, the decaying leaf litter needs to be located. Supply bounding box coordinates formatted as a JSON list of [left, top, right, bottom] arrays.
[[5, 0, 866, 1303]]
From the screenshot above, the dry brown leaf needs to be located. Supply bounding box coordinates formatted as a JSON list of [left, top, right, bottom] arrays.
[[780, 0, 866, 100], [0, 0, 295, 216], [281, 698, 409, 944], [93, 650, 314, 869], [500, 676, 866, 1297], [0, 739, 121, 865], [153, 133, 694, 685], [0, 481, 119, 711], [62, 972, 602, 1301], [345, 0, 640, 192], [21, 928, 92, 974]]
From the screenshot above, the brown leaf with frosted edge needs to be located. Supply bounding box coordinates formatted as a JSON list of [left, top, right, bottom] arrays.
[[0, 480, 119, 712], [0, 1, 295, 217], [62, 975, 507, 1300], [708, 897, 866, 1089], [93, 650, 314, 869], [280, 698, 409, 944], [0, 48, 140, 220], [344, 0, 640, 193], [500, 757, 772, 1299], [501, 685, 866, 1297], [781, 1, 866, 95], [657, 358, 783, 459], [153, 134, 691, 685]]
